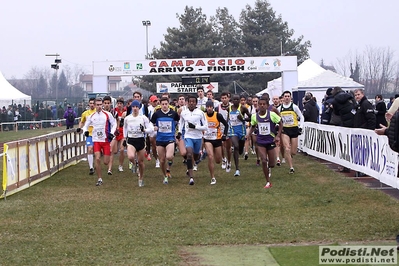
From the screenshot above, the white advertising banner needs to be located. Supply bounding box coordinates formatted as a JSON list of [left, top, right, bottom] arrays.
[[93, 56, 297, 76], [156, 82, 219, 93], [299, 122, 399, 188]]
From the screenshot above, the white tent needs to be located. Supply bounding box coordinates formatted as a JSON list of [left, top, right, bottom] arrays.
[[294, 69, 364, 90], [293, 69, 364, 110], [0, 71, 31, 108], [256, 59, 326, 97]]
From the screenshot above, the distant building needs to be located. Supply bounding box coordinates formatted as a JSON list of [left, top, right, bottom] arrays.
[[79, 74, 122, 92]]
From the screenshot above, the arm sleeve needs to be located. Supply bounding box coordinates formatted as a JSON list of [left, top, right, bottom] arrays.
[[178, 113, 184, 134], [217, 113, 229, 135], [82, 115, 91, 132], [123, 116, 128, 138], [143, 116, 154, 134], [250, 113, 257, 126], [195, 112, 208, 131], [294, 105, 304, 128], [149, 113, 155, 124], [388, 98, 399, 115], [109, 113, 117, 134]]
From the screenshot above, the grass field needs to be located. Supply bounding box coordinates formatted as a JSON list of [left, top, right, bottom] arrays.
[[1, 129, 399, 265]]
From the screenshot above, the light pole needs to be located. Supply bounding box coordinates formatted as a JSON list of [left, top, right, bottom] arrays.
[[46, 53, 61, 106], [142, 20, 151, 59]]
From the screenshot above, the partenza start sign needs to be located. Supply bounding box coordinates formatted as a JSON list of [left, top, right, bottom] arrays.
[[93, 56, 297, 76], [156, 83, 219, 93]]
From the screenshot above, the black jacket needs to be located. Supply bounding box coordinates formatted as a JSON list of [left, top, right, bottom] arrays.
[[332, 91, 355, 128], [353, 96, 376, 130], [321, 95, 334, 124], [303, 99, 319, 123], [375, 100, 387, 128], [385, 112, 399, 152]]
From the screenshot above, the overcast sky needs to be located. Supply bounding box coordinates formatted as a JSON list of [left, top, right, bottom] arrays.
[[0, 0, 397, 79]]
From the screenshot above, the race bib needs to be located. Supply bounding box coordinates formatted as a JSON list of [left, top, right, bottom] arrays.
[[158, 121, 172, 133], [282, 114, 294, 126], [93, 128, 105, 140], [205, 128, 217, 140], [258, 122, 271, 135], [127, 126, 141, 137], [230, 114, 240, 126]]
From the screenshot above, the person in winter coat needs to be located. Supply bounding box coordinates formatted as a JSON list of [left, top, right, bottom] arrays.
[[374, 94, 387, 129], [375, 110, 399, 153], [63, 105, 76, 129], [330, 87, 355, 128], [321, 88, 334, 124], [353, 89, 376, 130], [302, 93, 319, 123]]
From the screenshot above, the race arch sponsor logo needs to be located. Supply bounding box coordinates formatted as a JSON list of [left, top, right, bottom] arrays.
[[109, 65, 115, 72], [273, 58, 281, 67], [158, 84, 168, 93], [247, 60, 258, 71], [136, 63, 143, 70], [124, 62, 130, 70]]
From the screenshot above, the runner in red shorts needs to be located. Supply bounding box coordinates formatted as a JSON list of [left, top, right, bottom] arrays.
[[82, 97, 117, 186]]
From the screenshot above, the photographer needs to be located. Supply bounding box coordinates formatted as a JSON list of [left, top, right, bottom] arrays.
[[321, 88, 334, 125]]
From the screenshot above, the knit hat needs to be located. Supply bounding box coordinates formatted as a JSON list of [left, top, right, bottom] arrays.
[[205, 100, 214, 107], [131, 100, 141, 107], [326, 88, 333, 96]]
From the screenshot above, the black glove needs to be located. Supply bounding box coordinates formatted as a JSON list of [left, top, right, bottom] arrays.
[[122, 139, 127, 147], [176, 132, 182, 140], [188, 122, 196, 129], [76, 128, 81, 133], [107, 133, 115, 142], [298, 127, 303, 135], [140, 124, 145, 132], [84, 131, 89, 137], [221, 135, 226, 141]]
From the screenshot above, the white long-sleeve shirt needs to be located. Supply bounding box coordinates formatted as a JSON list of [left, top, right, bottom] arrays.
[[123, 114, 154, 138], [179, 107, 208, 139], [82, 110, 117, 142]]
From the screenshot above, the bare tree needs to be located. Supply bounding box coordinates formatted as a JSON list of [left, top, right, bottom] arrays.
[[394, 63, 399, 91]]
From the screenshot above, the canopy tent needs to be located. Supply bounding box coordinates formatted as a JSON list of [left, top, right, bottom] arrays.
[[0, 71, 31, 108], [256, 58, 326, 97], [292, 70, 364, 110], [293, 69, 364, 90]]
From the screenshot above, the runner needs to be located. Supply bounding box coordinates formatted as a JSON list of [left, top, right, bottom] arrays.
[[277, 91, 304, 174], [176, 94, 187, 164], [102, 95, 119, 175], [250, 95, 260, 165], [114, 97, 127, 172], [123, 100, 154, 187], [77, 97, 96, 175], [215, 91, 231, 172], [179, 95, 208, 185], [82, 98, 117, 186], [228, 94, 251, 177], [204, 101, 228, 185], [147, 95, 160, 168], [150, 97, 180, 184], [247, 95, 282, 188]]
